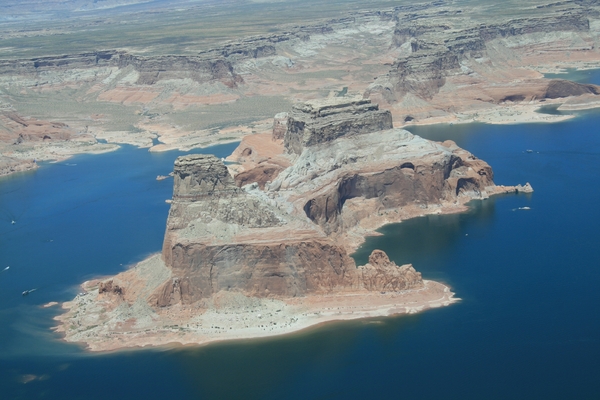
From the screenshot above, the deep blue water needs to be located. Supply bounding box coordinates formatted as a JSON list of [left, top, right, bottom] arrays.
[[2, 80, 600, 399]]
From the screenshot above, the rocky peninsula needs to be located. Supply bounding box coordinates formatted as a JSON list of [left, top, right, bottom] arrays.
[[55, 98, 532, 351]]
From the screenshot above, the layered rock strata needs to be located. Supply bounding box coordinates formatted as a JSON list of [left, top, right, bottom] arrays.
[[57, 98, 532, 350], [3, 1, 600, 179], [383, 6, 595, 100], [0, 11, 382, 88], [0, 51, 243, 88], [367, 0, 600, 123], [283, 97, 393, 154], [155, 97, 523, 303]]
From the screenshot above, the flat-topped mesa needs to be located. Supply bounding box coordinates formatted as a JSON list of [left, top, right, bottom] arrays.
[[163, 154, 285, 266], [283, 97, 393, 154], [172, 154, 239, 200], [368, 7, 599, 102], [0, 51, 243, 87]]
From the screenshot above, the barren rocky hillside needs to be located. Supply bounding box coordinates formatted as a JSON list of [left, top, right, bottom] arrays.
[[1, 0, 599, 178]]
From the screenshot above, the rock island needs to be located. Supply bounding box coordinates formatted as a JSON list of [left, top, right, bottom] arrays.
[[55, 97, 532, 351]]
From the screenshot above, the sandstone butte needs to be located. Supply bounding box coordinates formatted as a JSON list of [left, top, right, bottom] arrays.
[[54, 97, 533, 352]]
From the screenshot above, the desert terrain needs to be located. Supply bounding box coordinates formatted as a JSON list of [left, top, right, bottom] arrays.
[[1, 0, 599, 177], [53, 95, 533, 351], [1, 0, 599, 351]]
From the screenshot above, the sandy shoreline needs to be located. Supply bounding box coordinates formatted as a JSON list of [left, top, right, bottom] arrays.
[[54, 279, 457, 353], [3, 94, 599, 180], [51, 160, 530, 353], [395, 101, 585, 129]]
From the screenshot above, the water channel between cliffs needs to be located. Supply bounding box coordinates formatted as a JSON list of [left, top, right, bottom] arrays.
[[1, 71, 600, 399]]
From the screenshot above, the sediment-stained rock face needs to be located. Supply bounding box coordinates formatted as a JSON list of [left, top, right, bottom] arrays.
[[155, 240, 358, 306]]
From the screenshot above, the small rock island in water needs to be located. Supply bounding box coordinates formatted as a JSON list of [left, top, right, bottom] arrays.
[[55, 98, 532, 351]]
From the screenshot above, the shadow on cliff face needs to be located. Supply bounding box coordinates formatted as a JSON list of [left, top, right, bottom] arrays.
[[351, 197, 499, 272]]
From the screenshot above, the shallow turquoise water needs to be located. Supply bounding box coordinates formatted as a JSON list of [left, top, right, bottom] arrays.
[[2, 79, 600, 398]]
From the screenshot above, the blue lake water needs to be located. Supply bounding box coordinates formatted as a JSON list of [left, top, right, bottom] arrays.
[[2, 79, 600, 398], [544, 67, 600, 83]]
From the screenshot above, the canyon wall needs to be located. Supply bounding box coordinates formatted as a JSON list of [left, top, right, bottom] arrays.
[[3, 0, 600, 176], [366, 0, 600, 118]]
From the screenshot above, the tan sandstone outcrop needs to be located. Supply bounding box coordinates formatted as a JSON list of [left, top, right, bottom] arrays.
[[56, 97, 531, 351], [0, 155, 37, 177], [152, 97, 524, 304], [0, 111, 118, 172], [359, 250, 423, 292], [366, 1, 600, 124]]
